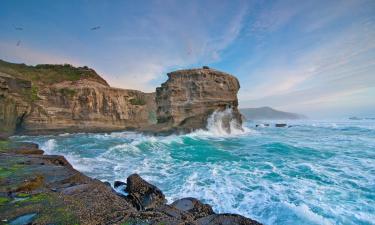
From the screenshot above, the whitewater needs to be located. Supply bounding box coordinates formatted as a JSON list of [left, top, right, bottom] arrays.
[[12, 117, 375, 225]]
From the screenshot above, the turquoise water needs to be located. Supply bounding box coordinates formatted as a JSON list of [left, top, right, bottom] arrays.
[[13, 120, 375, 225]]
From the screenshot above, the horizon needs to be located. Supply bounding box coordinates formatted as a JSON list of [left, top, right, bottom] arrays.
[[1, 0, 374, 118]]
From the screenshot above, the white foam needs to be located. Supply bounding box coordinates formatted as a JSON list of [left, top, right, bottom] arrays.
[[188, 108, 254, 138], [285, 202, 334, 225], [41, 139, 57, 154]]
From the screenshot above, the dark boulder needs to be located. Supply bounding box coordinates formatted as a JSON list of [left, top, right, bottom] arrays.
[[114, 180, 126, 188], [126, 174, 166, 210], [171, 197, 214, 219], [196, 213, 263, 225], [275, 123, 287, 127]]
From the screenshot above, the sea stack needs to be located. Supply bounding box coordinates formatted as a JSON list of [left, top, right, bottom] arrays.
[[155, 67, 242, 132]]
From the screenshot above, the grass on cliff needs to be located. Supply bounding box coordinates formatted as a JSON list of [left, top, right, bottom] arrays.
[[0, 59, 108, 87], [129, 97, 146, 106]]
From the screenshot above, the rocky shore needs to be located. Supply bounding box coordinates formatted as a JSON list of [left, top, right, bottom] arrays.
[[0, 140, 262, 225]]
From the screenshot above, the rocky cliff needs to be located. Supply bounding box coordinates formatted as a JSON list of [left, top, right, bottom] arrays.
[[0, 60, 156, 136], [155, 67, 242, 133], [1, 60, 242, 136]]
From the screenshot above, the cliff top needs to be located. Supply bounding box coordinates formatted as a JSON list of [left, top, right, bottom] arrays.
[[167, 67, 239, 81], [0, 59, 109, 87]]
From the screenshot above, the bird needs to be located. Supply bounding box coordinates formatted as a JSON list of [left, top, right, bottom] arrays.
[[16, 40, 21, 46], [90, 26, 101, 31]]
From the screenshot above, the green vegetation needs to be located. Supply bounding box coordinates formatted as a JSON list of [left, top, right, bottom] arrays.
[[130, 97, 146, 106], [30, 85, 40, 101], [0, 164, 24, 178], [0, 59, 107, 87], [0, 196, 10, 205], [59, 88, 77, 97], [0, 140, 10, 152]]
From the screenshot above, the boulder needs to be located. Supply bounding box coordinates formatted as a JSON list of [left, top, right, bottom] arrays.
[[126, 174, 166, 210], [196, 213, 263, 225], [275, 123, 287, 127], [171, 197, 214, 219]]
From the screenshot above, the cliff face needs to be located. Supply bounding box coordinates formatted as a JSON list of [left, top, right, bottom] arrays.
[[23, 80, 156, 134], [1, 60, 243, 136], [0, 73, 32, 137], [155, 67, 242, 132], [0, 61, 156, 136]]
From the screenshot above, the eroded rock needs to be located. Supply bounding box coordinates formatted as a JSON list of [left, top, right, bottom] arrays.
[[171, 197, 214, 219], [126, 174, 166, 210], [155, 67, 242, 133], [196, 213, 262, 225]]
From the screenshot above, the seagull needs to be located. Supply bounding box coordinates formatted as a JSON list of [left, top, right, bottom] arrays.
[[90, 26, 101, 31], [16, 40, 21, 46]]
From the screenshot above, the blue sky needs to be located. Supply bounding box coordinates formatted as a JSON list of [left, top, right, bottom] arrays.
[[1, 0, 374, 118]]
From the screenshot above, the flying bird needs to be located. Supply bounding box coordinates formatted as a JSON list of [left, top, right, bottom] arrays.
[[14, 26, 23, 31], [16, 40, 21, 46], [90, 26, 101, 31]]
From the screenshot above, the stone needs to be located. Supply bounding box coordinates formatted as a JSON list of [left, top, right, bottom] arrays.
[[275, 123, 287, 127], [171, 197, 214, 219], [155, 68, 242, 133], [126, 173, 166, 210], [114, 180, 126, 188], [196, 213, 263, 225]]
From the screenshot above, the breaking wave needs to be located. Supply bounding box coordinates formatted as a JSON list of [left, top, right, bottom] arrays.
[[11, 119, 375, 225]]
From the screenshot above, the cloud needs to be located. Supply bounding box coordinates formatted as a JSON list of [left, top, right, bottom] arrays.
[[239, 0, 375, 116], [98, 0, 250, 91]]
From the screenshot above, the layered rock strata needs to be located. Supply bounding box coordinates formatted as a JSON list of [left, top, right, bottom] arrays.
[[155, 67, 242, 133]]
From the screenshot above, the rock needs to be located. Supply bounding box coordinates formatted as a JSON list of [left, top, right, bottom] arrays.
[[114, 180, 126, 188], [155, 68, 242, 133], [275, 123, 287, 127], [0, 60, 157, 136], [126, 174, 166, 210], [103, 181, 111, 187], [171, 197, 214, 219], [23, 81, 156, 134], [196, 213, 263, 225], [0, 74, 31, 137]]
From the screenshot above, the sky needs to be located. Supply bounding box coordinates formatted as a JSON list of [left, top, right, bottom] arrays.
[[0, 0, 374, 118]]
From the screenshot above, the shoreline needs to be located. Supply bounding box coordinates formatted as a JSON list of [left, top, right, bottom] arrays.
[[0, 139, 262, 225]]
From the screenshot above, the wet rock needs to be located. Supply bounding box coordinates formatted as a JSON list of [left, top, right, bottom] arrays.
[[196, 213, 263, 225], [114, 180, 126, 188], [126, 174, 166, 210], [15, 175, 44, 192], [275, 123, 287, 127], [171, 197, 214, 219], [12, 148, 44, 155], [103, 181, 111, 187]]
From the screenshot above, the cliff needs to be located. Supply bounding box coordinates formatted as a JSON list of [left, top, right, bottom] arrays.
[[0, 60, 156, 136], [155, 67, 242, 133], [1, 60, 242, 136]]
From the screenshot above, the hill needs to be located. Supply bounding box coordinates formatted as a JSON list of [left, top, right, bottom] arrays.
[[240, 106, 306, 120], [0, 59, 108, 87]]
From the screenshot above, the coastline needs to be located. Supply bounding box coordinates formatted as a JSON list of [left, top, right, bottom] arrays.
[[0, 138, 262, 225]]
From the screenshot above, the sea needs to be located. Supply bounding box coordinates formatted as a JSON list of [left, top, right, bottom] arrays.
[[12, 112, 375, 225]]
